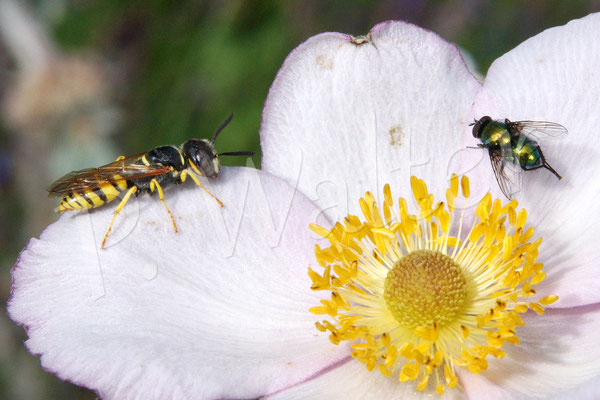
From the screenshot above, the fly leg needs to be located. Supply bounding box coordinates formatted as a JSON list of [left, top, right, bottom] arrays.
[[180, 170, 224, 207], [539, 147, 562, 179], [522, 163, 562, 179], [522, 148, 562, 180], [102, 186, 137, 249], [542, 162, 562, 179], [149, 178, 178, 233]]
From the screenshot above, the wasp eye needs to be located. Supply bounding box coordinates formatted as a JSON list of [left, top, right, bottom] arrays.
[[196, 151, 215, 176]]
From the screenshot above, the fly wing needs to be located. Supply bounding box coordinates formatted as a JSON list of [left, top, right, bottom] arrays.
[[489, 149, 522, 200], [509, 120, 568, 140], [47, 153, 172, 196]]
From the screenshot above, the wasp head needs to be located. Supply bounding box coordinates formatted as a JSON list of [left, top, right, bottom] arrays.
[[182, 139, 220, 179], [182, 114, 255, 179]]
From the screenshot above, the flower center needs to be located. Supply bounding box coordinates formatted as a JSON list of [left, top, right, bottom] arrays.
[[384, 250, 466, 329], [308, 174, 559, 395]]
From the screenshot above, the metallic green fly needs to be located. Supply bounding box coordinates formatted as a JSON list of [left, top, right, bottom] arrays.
[[471, 116, 567, 199]]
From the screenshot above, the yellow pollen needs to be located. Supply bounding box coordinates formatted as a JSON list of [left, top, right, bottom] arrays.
[[384, 250, 467, 328], [308, 175, 558, 394]]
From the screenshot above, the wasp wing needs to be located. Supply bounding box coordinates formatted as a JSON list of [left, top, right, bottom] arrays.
[[47, 153, 172, 196], [489, 148, 522, 200], [508, 120, 568, 140]]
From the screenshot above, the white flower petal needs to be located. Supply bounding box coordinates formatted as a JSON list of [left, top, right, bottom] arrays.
[[456, 371, 516, 400], [265, 358, 465, 400], [9, 167, 348, 399], [461, 305, 600, 399], [261, 21, 481, 224], [469, 13, 600, 307], [549, 375, 600, 400]]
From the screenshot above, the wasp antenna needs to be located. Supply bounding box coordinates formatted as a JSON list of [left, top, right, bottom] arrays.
[[218, 151, 255, 157], [211, 113, 234, 144]]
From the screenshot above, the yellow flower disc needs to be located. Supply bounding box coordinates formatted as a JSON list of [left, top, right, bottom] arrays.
[[308, 174, 558, 394], [384, 250, 467, 329]]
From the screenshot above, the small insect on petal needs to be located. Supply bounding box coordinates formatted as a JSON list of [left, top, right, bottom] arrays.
[[47, 114, 254, 249], [471, 116, 566, 199]]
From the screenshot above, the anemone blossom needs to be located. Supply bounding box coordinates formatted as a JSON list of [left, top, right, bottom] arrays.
[[9, 13, 600, 400]]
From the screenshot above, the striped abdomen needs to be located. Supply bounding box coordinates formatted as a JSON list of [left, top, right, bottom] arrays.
[[57, 176, 128, 213]]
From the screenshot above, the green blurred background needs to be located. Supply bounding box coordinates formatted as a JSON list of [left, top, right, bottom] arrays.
[[0, 1, 597, 398]]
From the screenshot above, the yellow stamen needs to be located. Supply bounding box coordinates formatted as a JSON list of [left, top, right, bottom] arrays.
[[308, 174, 557, 394]]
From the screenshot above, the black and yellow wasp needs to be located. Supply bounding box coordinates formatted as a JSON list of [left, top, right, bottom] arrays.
[[47, 114, 254, 248]]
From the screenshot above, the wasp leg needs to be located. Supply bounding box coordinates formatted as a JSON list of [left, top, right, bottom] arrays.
[[149, 178, 178, 233], [102, 186, 137, 249], [180, 170, 224, 207]]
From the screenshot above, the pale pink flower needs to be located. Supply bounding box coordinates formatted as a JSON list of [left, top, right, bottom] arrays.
[[10, 13, 600, 400]]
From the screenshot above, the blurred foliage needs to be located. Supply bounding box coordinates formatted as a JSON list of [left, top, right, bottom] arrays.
[[1, 0, 598, 398], [45, 0, 600, 159], [53, 0, 281, 159]]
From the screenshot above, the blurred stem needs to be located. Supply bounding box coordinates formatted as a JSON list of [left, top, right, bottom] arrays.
[[0, 0, 57, 236], [0, 0, 55, 72], [0, 0, 116, 237]]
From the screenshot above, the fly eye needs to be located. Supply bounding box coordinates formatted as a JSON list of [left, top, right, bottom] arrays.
[[472, 116, 491, 138], [472, 122, 481, 138]]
